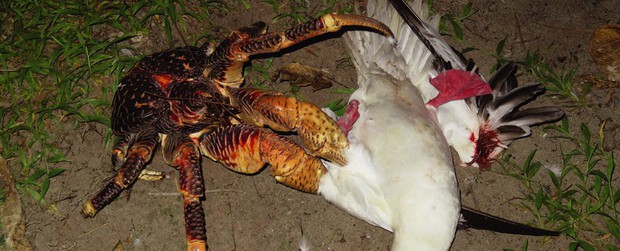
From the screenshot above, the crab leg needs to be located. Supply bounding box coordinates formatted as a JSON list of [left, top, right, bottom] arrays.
[[162, 133, 207, 251], [207, 13, 394, 87], [199, 125, 326, 193], [111, 135, 131, 168], [82, 130, 159, 217], [229, 88, 347, 165]]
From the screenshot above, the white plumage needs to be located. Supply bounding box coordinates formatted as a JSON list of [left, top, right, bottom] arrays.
[[320, 74, 460, 250], [316, 0, 562, 249], [319, 0, 460, 249]]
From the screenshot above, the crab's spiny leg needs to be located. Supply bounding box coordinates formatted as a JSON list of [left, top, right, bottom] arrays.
[[111, 134, 132, 168], [200, 125, 326, 193], [162, 133, 207, 251], [82, 131, 158, 217], [208, 13, 394, 87], [230, 88, 347, 165]]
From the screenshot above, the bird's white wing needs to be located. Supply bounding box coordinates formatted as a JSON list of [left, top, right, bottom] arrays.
[[360, 0, 563, 168]]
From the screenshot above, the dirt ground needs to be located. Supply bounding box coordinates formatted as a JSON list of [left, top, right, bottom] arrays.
[[15, 0, 619, 250]]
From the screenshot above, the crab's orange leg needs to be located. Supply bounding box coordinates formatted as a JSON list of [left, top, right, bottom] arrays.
[[82, 130, 159, 217], [199, 125, 326, 193], [162, 133, 207, 251], [229, 88, 348, 165], [207, 13, 394, 87]]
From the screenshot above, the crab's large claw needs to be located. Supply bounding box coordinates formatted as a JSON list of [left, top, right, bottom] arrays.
[[200, 125, 327, 193], [229, 88, 348, 165], [206, 13, 394, 87]]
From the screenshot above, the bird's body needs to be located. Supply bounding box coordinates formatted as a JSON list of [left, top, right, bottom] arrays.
[[319, 1, 461, 249], [320, 73, 460, 250], [318, 0, 562, 249]]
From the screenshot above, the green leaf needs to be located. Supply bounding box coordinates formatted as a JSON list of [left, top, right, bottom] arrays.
[[496, 37, 507, 56], [449, 19, 463, 40], [580, 123, 591, 144], [39, 177, 50, 199], [589, 170, 608, 181], [239, 0, 251, 9], [576, 240, 595, 251], [23, 169, 47, 184], [331, 87, 355, 94], [606, 153, 616, 180], [462, 2, 473, 17], [523, 150, 540, 178], [520, 240, 528, 251], [323, 99, 346, 117], [534, 186, 544, 210], [461, 47, 478, 54], [548, 169, 561, 189], [47, 168, 65, 178], [607, 221, 620, 241], [164, 18, 172, 45], [27, 187, 44, 203]]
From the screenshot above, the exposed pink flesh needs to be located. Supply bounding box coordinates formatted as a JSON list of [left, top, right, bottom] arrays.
[[337, 100, 360, 136], [427, 69, 493, 108]]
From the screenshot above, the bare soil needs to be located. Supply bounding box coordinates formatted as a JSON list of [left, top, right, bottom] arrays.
[[16, 0, 619, 250]]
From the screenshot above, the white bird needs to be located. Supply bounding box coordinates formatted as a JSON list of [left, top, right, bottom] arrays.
[[315, 0, 561, 250]]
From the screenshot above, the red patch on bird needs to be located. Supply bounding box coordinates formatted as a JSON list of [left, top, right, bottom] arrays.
[[427, 69, 493, 108], [467, 126, 500, 170], [152, 74, 174, 89], [337, 100, 360, 136]]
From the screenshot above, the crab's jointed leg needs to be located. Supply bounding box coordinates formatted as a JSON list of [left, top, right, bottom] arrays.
[[199, 125, 326, 193], [82, 130, 159, 217], [162, 132, 207, 251], [207, 13, 394, 87], [111, 135, 131, 168], [229, 88, 348, 165]]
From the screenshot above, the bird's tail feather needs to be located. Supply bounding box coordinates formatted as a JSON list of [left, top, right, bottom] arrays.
[[459, 206, 561, 236], [480, 63, 565, 143]]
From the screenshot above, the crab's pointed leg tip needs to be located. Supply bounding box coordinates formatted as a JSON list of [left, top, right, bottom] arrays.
[[187, 241, 207, 251], [388, 37, 397, 46]]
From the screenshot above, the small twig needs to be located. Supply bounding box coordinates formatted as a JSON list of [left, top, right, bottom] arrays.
[[51, 222, 110, 250], [250, 177, 263, 199], [513, 13, 525, 50], [148, 189, 246, 197], [148, 192, 181, 196], [77, 222, 110, 239], [531, 21, 592, 33], [228, 201, 237, 251]]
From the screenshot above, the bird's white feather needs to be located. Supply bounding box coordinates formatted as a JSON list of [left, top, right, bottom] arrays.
[[319, 0, 466, 249], [351, 0, 483, 165], [321, 71, 460, 250]]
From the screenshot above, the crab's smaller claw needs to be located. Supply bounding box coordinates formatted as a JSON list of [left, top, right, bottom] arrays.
[[229, 88, 348, 165]]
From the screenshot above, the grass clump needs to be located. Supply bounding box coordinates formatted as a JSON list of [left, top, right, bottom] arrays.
[[501, 118, 620, 250], [520, 51, 586, 106]]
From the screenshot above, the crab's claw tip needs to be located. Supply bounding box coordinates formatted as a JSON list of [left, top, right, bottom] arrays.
[[81, 202, 97, 218]]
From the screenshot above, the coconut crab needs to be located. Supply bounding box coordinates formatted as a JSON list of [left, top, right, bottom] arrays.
[[81, 13, 393, 251]]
